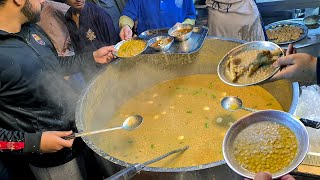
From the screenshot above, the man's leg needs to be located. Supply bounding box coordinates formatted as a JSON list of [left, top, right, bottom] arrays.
[[29, 157, 85, 180]]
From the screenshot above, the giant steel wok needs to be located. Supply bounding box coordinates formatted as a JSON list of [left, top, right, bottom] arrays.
[[75, 37, 299, 179]]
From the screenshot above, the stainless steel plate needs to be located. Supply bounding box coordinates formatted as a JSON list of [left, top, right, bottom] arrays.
[[266, 21, 309, 45], [138, 26, 208, 54], [223, 110, 309, 179], [114, 37, 148, 58], [217, 41, 284, 87]]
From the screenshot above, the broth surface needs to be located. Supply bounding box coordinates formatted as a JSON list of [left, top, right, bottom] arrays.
[[233, 121, 298, 173], [101, 74, 283, 168]]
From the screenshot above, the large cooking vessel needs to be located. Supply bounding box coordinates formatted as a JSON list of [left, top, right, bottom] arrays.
[[75, 37, 299, 179]]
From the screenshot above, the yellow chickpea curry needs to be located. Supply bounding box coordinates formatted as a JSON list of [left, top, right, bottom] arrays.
[[233, 121, 298, 173], [117, 39, 147, 57], [225, 49, 282, 84], [266, 25, 303, 44], [101, 74, 283, 168], [171, 28, 192, 37]]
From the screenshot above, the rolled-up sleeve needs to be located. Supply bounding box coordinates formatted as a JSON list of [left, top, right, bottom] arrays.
[[185, 0, 196, 20]]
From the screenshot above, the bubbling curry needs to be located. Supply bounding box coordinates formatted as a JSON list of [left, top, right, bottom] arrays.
[[101, 74, 283, 168], [117, 39, 147, 57], [233, 121, 298, 173]]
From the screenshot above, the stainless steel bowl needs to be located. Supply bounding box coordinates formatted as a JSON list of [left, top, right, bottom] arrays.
[[223, 110, 309, 179], [114, 37, 148, 58], [148, 36, 174, 52], [168, 24, 193, 41], [217, 41, 284, 87], [303, 15, 320, 29]]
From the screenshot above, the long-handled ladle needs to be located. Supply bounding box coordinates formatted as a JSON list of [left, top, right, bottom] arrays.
[[64, 115, 143, 140], [107, 146, 189, 180], [221, 96, 320, 129]]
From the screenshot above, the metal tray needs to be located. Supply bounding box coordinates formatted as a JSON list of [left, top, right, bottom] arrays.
[[265, 21, 308, 45], [138, 26, 208, 54]]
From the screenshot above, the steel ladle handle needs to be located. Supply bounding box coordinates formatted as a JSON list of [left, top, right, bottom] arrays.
[[63, 133, 76, 140], [106, 164, 144, 180], [63, 126, 123, 140], [299, 118, 320, 129]]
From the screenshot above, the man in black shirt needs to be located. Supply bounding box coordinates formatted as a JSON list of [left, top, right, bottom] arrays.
[[0, 0, 115, 178], [65, 0, 119, 82]]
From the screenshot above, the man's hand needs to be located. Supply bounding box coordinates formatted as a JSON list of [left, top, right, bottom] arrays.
[[244, 172, 295, 180], [174, 22, 182, 27], [40, 131, 74, 153], [120, 25, 133, 40], [93, 46, 117, 64], [270, 53, 317, 83], [284, 44, 296, 55]]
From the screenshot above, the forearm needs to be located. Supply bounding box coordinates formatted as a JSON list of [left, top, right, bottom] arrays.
[[57, 52, 96, 76], [0, 128, 41, 154]]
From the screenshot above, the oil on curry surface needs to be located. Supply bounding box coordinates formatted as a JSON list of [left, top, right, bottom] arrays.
[[100, 74, 283, 168]]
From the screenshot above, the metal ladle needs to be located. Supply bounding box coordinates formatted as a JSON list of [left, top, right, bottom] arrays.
[[221, 96, 320, 129], [64, 115, 143, 140], [107, 146, 189, 180], [221, 96, 257, 112]]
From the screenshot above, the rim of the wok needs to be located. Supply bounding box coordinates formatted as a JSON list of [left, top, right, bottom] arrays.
[[74, 36, 300, 172]]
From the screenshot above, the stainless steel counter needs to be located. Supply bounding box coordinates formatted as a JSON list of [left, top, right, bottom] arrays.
[[256, 0, 320, 13]]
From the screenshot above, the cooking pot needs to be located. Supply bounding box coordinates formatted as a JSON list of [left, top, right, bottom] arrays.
[[75, 37, 299, 179]]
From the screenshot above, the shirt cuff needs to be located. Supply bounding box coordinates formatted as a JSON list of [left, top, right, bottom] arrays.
[[317, 57, 320, 84], [119, 15, 134, 29], [23, 132, 42, 153], [182, 18, 195, 26]]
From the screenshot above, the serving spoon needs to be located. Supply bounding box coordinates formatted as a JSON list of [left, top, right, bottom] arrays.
[[220, 96, 320, 129], [107, 146, 189, 180], [221, 96, 257, 112], [64, 115, 143, 140]]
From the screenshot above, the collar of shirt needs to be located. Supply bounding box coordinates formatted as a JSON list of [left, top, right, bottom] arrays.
[[65, 3, 89, 21]]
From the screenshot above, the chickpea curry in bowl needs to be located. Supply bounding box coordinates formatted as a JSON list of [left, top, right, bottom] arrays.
[[115, 37, 147, 58], [218, 41, 284, 87], [223, 110, 309, 179]]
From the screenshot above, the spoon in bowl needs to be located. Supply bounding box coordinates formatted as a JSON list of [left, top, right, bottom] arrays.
[[64, 114, 143, 140], [221, 96, 257, 112]]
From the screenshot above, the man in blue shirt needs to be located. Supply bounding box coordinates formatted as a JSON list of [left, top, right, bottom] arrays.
[[119, 0, 196, 40]]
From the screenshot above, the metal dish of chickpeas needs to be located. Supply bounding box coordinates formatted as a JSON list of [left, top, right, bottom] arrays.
[[265, 22, 308, 45]]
